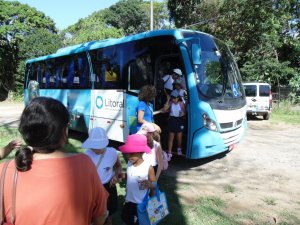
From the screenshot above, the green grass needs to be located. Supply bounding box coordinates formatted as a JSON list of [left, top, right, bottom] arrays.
[[271, 102, 300, 125], [223, 184, 236, 193], [0, 126, 23, 160], [279, 210, 300, 225], [262, 197, 277, 206]]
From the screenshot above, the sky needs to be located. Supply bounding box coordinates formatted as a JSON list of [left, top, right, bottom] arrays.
[[9, 0, 121, 30]]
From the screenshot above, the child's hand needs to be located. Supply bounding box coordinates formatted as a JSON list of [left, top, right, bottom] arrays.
[[111, 173, 126, 186], [138, 180, 150, 190], [109, 175, 118, 187], [9, 139, 22, 150]]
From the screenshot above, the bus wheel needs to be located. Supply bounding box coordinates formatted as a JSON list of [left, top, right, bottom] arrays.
[[263, 113, 270, 120]]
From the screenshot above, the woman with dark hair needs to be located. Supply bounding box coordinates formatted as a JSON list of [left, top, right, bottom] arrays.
[[0, 97, 108, 225], [137, 85, 162, 133]]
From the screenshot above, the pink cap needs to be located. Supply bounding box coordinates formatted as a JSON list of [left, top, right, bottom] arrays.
[[119, 134, 151, 154]]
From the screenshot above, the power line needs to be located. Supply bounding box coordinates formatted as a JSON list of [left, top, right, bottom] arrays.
[[181, 16, 222, 29]]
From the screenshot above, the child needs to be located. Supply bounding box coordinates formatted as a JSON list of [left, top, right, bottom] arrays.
[[0, 139, 22, 160], [137, 123, 164, 181], [163, 91, 185, 160], [82, 127, 122, 225], [172, 78, 186, 104], [119, 134, 156, 225], [173, 68, 186, 90]]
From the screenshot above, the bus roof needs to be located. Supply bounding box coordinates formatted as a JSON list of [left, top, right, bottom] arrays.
[[26, 29, 209, 64]]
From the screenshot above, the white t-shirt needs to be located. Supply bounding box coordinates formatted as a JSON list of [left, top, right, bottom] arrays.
[[170, 102, 183, 117], [162, 74, 174, 90], [85, 147, 118, 184], [143, 140, 159, 167], [125, 160, 150, 204]]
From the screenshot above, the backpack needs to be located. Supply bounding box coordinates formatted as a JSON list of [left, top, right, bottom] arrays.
[[162, 151, 169, 170]]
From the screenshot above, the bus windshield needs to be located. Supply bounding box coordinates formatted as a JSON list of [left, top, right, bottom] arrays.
[[183, 32, 244, 101]]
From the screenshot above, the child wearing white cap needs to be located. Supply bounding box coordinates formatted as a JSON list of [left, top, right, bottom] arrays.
[[82, 127, 122, 225], [173, 68, 186, 90]]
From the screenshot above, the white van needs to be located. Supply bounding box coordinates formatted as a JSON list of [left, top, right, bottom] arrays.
[[243, 82, 272, 120]]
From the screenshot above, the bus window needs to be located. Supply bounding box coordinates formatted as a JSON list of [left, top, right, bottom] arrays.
[[102, 62, 121, 88], [89, 47, 122, 89], [27, 63, 39, 82], [55, 60, 62, 87], [45, 59, 56, 88], [67, 58, 75, 88], [60, 56, 78, 89], [61, 59, 69, 88], [77, 54, 90, 88], [89, 49, 103, 88], [40, 62, 47, 88], [128, 55, 152, 91]]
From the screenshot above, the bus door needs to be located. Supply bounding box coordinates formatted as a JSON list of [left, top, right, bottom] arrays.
[[154, 55, 188, 152], [89, 89, 128, 142]]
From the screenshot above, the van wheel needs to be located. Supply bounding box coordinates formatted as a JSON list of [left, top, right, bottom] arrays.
[[263, 113, 270, 120]]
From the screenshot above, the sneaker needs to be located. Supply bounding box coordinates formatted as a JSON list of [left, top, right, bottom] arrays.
[[177, 148, 182, 155], [167, 153, 172, 161]]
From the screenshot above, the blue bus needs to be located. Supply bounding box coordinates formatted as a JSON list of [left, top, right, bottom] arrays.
[[24, 29, 247, 159]]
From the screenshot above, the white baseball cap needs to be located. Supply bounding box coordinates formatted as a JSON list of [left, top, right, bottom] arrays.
[[82, 127, 109, 149], [173, 68, 183, 76]]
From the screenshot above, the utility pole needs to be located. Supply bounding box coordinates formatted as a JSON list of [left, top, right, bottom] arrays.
[[150, 0, 153, 30]]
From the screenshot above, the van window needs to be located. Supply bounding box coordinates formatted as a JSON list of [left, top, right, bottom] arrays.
[[259, 85, 270, 97], [244, 85, 256, 97]]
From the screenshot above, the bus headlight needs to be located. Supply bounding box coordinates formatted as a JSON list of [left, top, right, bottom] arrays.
[[202, 113, 218, 132]]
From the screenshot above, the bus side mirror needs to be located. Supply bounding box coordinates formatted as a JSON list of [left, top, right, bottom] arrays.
[[192, 43, 201, 65]]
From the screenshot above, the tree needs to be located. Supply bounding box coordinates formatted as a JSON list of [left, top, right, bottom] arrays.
[[167, 0, 300, 90], [15, 28, 63, 95], [0, 0, 56, 97], [63, 0, 171, 45], [167, 0, 200, 28], [63, 10, 124, 45], [104, 0, 148, 34]]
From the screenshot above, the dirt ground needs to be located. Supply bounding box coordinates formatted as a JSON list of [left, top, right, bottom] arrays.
[[167, 118, 300, 223], [1, 101, 299, 223]]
